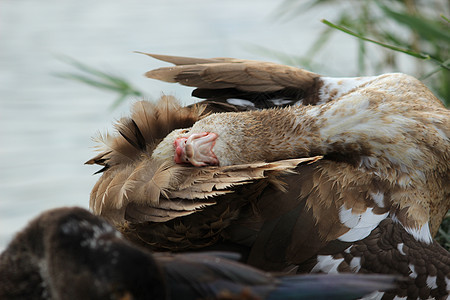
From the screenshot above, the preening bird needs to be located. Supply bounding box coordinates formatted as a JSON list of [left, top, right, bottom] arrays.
[[87, 54, 450, 299], [0, 207, 397, 300]]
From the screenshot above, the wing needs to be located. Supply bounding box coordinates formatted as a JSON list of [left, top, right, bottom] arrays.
[[154, 252, 398, 300], [220, 162, 450, 298], [86, 95, 321, 251], [140, 52, 323, 108], [227, 159, 393, 271]]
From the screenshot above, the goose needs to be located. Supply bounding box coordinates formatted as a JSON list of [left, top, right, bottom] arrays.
[[0, 207, 397, 300], [86, 54, 450, 299]]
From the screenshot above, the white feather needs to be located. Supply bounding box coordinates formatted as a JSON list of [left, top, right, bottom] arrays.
[[338, 206, 389, 242]]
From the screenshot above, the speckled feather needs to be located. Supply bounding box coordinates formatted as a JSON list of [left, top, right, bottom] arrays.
[[0, 207, 400, 300], [87, 54, 450, 299]]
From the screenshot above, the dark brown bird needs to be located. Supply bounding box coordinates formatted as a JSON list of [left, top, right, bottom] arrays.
[[86, 54, 450, 299], [0, 207, 397, 300], [0, 207, 166, 300]]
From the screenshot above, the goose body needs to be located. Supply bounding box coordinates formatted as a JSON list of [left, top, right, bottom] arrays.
[[0, 207, 397, 300], [87, 54, 450, 299]]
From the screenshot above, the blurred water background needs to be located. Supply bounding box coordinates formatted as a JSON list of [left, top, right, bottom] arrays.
[[0, 0, 445, 251]]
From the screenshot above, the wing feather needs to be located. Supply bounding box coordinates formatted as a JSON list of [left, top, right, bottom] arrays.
[[141, 53, 322, 106]]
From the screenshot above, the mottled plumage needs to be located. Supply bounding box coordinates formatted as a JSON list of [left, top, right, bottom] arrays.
[[87, 54, 450, 299], [0, 207, 397, 300]]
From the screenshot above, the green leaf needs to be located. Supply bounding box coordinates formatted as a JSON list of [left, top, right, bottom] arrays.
[[55, 55, 145, 109], [378, 4, 450, 44], [55, 72, 128, 93], [321, 19, 432, 60]]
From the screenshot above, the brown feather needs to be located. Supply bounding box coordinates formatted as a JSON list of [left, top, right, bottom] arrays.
[[88, 61, 449, 300], [86, 95, 206, 170], [136, 52, 236, 66], [141, 53, 321, 105], [145, 62, 318, 92]]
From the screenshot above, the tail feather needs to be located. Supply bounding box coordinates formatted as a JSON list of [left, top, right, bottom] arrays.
[[141, 53, 322, 106], [157, 252, 398, 300], [268, 274, 398, 300]]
